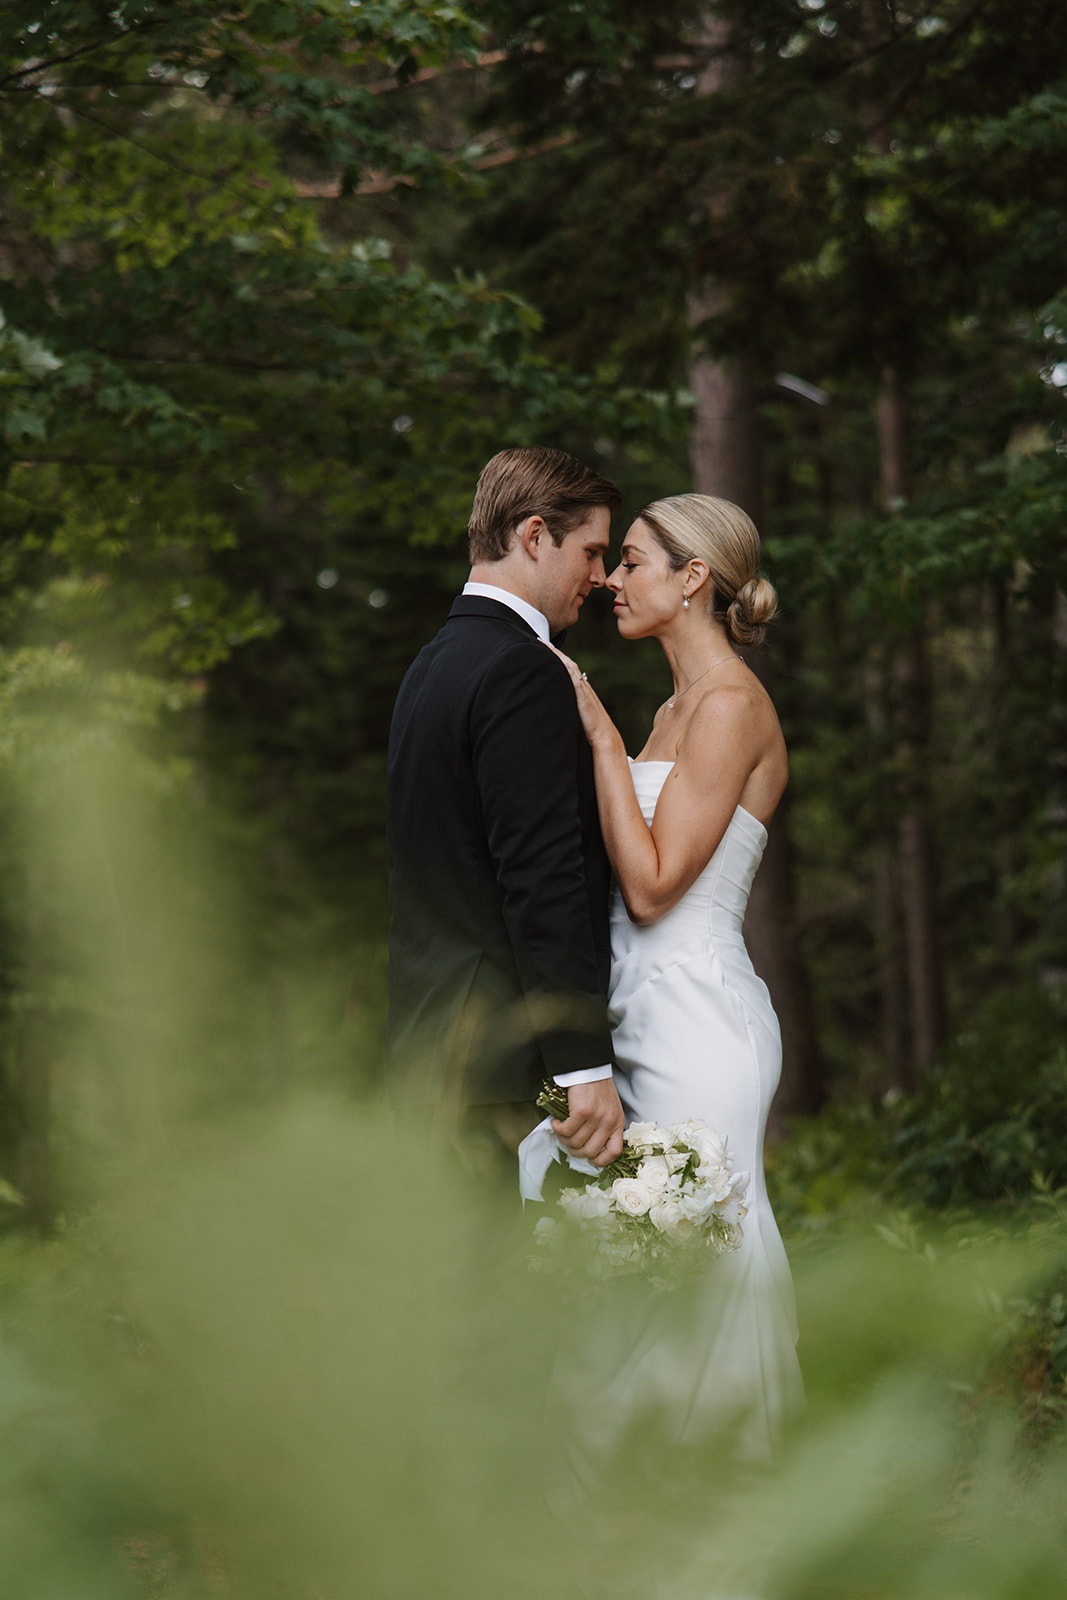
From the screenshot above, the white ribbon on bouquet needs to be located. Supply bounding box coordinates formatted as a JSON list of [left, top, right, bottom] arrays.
[[517, 1116, 599, 1205]]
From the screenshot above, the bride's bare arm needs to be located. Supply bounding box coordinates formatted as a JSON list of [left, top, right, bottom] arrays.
[[546, 647, 776, 925]]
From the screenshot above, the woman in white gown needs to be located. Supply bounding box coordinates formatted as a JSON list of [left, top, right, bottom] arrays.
[[548, 493, 803, 1472]]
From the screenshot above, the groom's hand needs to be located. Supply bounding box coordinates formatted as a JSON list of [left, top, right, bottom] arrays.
[[552, 1079, 625, 1168]]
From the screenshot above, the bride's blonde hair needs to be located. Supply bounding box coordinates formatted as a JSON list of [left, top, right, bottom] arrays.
[[637, 494, 778, 647]]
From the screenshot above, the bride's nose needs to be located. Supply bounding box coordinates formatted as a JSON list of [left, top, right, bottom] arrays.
[[606, 565, 623, 593]]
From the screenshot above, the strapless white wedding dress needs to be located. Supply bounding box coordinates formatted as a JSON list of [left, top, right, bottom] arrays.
[[552, 759, 802, 1478]]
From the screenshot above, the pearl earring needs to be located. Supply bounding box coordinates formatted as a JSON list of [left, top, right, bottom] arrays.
[[682, 596, 690, 610]]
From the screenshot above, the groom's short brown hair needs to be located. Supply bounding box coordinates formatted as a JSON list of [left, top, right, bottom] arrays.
[[468, 447, 622, 563]]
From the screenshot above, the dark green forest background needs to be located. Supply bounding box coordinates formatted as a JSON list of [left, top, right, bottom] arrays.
[[1, 0, 1065, 1236]]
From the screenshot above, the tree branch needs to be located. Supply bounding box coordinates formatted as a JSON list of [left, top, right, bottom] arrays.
[[865, 0, 992, 137], [0, 20, 168, 92], [296, 132, 579, 199], [361, 47, 512, 94]]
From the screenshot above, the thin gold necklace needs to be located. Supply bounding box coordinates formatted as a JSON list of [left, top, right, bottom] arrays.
[[666, 653, 739, 709]]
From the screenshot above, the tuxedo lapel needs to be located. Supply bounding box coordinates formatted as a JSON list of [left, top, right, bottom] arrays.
[[448, 594, 567, 648], [448, 595, 539, 636]]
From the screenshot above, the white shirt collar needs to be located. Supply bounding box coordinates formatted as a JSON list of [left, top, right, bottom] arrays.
[[461, 582, 550, 643]]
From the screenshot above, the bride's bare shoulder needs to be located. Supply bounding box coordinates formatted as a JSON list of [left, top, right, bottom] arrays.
[[690, 675, 772, 726], [680, 677, 783, 759]]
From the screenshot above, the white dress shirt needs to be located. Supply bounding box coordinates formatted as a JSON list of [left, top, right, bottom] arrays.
[[461, 581, 612, 1090], [461, 581, 551, 642]]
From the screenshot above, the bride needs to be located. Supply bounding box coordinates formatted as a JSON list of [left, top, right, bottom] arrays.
[[546, 492, 803, 1470]]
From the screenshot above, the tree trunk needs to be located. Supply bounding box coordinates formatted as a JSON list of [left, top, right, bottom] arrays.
[[991, 582, 1022, 975], [894, 624, 946, 1068], [857, 0, 948, 1076], [688, 333, 825, 1118], [684, 16, 824, 1120], [688, 344, 765, 517], [878, 367, 946, 1070], [864, 652, 913, 1093]]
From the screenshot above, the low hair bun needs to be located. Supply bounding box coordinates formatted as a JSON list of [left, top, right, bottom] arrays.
[[637, 493, 779, 647], [727, 576, 778, 647]]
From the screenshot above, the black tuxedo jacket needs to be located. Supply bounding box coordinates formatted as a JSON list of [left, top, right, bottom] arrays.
[[386, 595, 614, 1107]]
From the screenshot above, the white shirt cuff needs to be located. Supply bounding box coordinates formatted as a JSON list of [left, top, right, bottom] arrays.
[[552, 1064, 613, 1088]]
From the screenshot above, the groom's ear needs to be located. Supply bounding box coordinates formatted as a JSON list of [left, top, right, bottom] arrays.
[[516, 515, 549, 559]]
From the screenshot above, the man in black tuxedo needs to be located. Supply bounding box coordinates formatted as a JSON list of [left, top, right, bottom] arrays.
[[387, 447, 625, 1179]]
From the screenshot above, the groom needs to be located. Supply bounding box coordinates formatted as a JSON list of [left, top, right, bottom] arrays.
[[387, 447, 625, 1181]]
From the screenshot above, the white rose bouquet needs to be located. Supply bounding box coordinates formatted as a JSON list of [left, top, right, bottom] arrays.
[[532, 1083, 748, 1282]]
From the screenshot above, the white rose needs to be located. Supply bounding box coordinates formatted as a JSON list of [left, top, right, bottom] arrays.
[[697, 1145, 736, 1184], [534, 1215, 559, 1241], [679, 1189, 715, 1224], [559, 1184, 610, 1220], [638, 1154, 671, 1191], [694, 1129, 727, 1167], [611, 1177, 653, 1217], [575, 1185, 615, 1221], [624, 1120, 660, 1152], [669, 1119, 705, 1141], [701, 1171, 734, 1202], [649, 1196, 685, 1235]]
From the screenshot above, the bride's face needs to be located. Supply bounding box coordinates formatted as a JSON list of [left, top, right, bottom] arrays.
[[607, 520, 684, 638]]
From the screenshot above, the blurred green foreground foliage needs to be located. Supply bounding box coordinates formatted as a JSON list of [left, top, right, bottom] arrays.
[[0, 738, 1064, 1600]]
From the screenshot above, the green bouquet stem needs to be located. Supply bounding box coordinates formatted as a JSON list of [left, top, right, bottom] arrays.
[[535, 1080, 571, 1122], [534, 1082, 643, 1182]]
